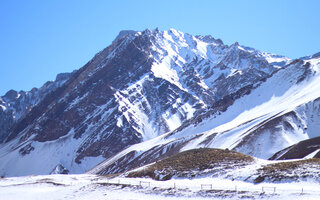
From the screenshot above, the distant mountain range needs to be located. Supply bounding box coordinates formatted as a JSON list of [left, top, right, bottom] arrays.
[[0, 28, 319, 177]]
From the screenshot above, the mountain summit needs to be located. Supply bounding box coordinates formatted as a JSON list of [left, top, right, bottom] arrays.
[[2, 28, 318, 177]]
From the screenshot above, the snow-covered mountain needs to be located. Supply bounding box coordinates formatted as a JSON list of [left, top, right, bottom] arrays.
[[0, 28, 315, 177], [91, 53, 320, 175], [0, 72, 73, 143]]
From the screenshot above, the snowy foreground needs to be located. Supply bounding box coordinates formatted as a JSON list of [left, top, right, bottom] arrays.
[[1, 174, 320, 200]]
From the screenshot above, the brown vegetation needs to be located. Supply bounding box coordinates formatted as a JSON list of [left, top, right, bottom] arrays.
[[254, 158, 320, 183], [127, 148, 254, 180]]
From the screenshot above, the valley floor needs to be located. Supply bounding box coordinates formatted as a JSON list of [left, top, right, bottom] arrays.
[[0, 174, 319, 200]]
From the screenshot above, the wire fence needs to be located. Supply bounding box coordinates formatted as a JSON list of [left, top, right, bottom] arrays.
[[102, 178, 317, 196]]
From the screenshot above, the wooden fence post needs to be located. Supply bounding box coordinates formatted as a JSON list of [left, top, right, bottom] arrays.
[[139, 181, 150, 188], [201, 184, 212, 190]]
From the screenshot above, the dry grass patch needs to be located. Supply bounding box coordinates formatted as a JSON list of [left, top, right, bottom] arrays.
[[261, 159, 320, 172], [127, 148, 254, 180], [254, 158, 320, 183]]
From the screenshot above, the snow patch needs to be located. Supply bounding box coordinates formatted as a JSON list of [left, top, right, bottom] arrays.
[[304, 149, 320, 159]]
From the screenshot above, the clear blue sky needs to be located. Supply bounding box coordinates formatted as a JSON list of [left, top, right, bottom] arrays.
[[0, 0, 319, 96]]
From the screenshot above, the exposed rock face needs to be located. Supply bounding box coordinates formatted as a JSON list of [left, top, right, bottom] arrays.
[[269, 136, 320, 160], [0, 28, 292, 177], [0, 72, 73, 143], [50, 163, 69, 175]]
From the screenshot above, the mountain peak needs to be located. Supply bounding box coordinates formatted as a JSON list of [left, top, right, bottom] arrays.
[[3, 90, 19, 101], [195, 35, 224, 45], [0, 28, 314, 178], [114, 30, 138, 41]]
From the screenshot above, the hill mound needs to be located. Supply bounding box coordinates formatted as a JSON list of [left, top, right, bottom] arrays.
[[127, 148, 254, 180]]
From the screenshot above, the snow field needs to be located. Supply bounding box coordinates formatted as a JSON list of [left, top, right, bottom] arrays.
[[1, 174, 320, 200]]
